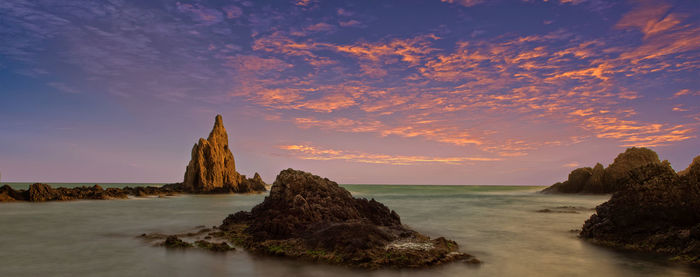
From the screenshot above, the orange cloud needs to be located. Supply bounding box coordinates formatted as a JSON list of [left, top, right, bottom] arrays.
[[236, 17, 696, 157], [280, 144, 500, 165], [295, 117, 384, 132], [333, 35, 439, 65], [578, 115, 694, 147], [295, 93, 357, 112], [615, 1, 680, 38]]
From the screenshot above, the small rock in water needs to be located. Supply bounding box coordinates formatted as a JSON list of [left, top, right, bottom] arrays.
[[162, 236, 192, 248], [195, 240, 234, 252]]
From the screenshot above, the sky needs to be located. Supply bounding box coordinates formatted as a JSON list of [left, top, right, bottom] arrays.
[[0, 0, 699, 185]]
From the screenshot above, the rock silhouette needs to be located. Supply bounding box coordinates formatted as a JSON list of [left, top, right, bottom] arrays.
[[580, 156, 700, 265], [542, 147, 662, 193]]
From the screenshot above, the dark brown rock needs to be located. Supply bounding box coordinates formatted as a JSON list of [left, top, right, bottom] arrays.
[[238, 173, 267, 193], [580, 160, 700, 265], [28, 183, 61, 202], [163, 236, 192, 248], [218, 168, 477, 269], [603, 147, 661, 191], [542, 147, 662, 194], [195, 240, 234, 252], [678, 155, 700, 179], [584, 163, 606, 193], [0, 185, 26, 202]]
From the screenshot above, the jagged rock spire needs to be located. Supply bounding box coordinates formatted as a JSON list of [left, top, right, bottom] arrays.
[[183, 114, 240, 192]]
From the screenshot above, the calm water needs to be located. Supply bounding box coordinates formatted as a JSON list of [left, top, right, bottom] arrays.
[[0, 184, 698, 277]]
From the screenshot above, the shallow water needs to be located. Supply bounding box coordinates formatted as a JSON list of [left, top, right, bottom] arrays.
[[0, 184, 698, 277]]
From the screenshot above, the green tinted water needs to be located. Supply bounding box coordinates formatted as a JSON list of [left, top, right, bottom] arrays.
[[0, 185, 697, 276]]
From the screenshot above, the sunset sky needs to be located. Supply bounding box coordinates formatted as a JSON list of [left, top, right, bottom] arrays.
[[1, 0, 699, 185]]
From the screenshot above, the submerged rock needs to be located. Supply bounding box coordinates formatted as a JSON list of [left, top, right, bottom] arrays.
[[542, 147, 662, 194], [163, 236, 193, 248], [580, 157, 700, 265], [195, 240, 234, 252], [216, 169, 478, 269]]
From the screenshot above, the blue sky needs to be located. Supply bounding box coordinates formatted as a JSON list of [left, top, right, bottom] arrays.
[[1, 0, 699, 184]]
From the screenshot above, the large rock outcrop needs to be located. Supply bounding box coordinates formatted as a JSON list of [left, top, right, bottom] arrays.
[[181, 115, 266, 193], [580, 156, 700, 264], [542, 147, 662, 194], [147, 169, 479, 269], [183, 115, 241, 192]]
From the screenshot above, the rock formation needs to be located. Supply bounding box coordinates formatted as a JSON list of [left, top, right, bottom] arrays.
[[678, 155, 700, 177], [542, 147, 662, 193], [145, 169, 479, 268], [0, 183, 129, 202], [1, 115, 267, 203], [218, 169, 477, 268], [580, 156, 700, 264], [183, 115, 242, 192], [181, 115, 266, 193]]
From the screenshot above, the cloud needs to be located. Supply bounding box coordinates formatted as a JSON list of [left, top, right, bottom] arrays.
[[2, 0, 697, 168], [615, 1, 679, 38], [280, 144, 500, 165], [339, 20, 362, 27], [304, 22, 336, 33], [176, 2, 224, 25], [333, 34, 439, 65], [295, 0, 316, 7], [222, 5, 243, 19], [224, 55, 293, 75], [440, 0, 484, 7], [337, 8, 353, 16], [48, 82, 80, 94]]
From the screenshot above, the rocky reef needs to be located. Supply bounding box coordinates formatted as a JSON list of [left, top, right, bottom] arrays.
[[0, 183, 185, 202], [579, 155, 700, 265], [144, 169, 479, 269], [542, 147, 663, 193], [0, 183, 128, 202], [0, 115, 267, 203]]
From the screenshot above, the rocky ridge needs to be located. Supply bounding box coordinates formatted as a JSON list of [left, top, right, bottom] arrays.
[[542, 147, 663, 193]]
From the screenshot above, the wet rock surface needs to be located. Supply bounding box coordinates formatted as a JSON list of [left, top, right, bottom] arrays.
[[145, 169, 479, 269], [580, 157, 700, 265], [542, 147, 663, 194]]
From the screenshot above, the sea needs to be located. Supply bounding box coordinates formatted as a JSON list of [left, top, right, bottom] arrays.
[[1, 183, 698, 277]]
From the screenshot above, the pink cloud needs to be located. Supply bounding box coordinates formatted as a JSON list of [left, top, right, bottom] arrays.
[[222, 5, 243, 19]]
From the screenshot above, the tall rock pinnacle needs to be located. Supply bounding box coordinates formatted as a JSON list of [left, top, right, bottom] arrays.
[[183, 115, 241, 192]]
